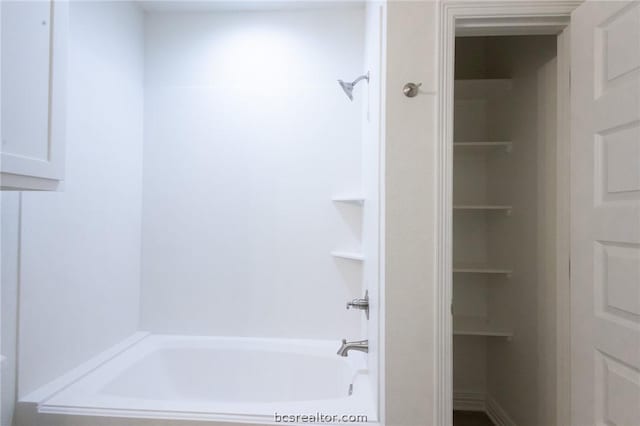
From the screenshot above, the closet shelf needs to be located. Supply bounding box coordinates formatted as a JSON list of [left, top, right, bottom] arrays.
[[331, 251, 364, 261], [453, 205, 512, 215], [454, 141, 512, 153], [454, 79, 513, 100], [453, 263, 512, 276], [332, 196, 365, 205], [453, 316, 514, 340]]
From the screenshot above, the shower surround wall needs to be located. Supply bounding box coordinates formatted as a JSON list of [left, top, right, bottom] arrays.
[[10, 3, 382, 424], [16, 1, 145, 398], [140, 8, 366, 339]]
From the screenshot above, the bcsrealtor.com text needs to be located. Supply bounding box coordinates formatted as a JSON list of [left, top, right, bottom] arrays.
[[274, 413, 368, 423]]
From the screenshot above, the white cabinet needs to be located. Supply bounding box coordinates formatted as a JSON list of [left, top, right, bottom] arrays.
[[1, 0, 67, 190]]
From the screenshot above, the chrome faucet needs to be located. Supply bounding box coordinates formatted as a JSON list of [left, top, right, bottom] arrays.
[[346, 290, 369, 319], [337, 339, 368, 357]]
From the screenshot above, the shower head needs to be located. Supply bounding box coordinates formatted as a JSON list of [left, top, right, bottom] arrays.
[[338, 73, 369, 101], [338, 80, 355, 101]]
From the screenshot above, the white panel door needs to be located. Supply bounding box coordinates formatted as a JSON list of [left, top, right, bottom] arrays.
[[571, 1, 640, 425]]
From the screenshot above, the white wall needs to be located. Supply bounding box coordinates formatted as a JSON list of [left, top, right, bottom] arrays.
[[17, 1, 145, 397], [140, 7, 366, 339], [1, 193, 20, 426], [383, 2, 437, 425]]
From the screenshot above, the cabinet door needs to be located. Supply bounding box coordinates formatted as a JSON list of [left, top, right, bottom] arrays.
[[1, 0, 67, 190]]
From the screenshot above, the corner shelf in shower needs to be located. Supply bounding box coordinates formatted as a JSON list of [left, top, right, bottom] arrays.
[[332, 196, 365, 205], [453, 263, 512, 276], [454, 78, 513, 100], [453, 316, 513, 339], [454, 141, 512, 153], [331, 251, 364, 261]]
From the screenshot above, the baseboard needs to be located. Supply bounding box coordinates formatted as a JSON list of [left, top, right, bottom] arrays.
[[453, 391, 485, 412], [485, 395, 517, 426]]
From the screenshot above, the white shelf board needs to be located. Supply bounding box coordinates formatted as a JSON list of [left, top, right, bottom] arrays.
[[453, 205, 512, 214], [454, 79, 513, 100], [453, 264, 512, 275], [454, 141, 512, 153], [331, 251, 364, 261], [332, 196, 365, 205], [453, 316, 513, 339]]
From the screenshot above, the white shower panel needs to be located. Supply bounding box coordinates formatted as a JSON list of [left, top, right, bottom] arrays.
[[140, 8, 366, 339]]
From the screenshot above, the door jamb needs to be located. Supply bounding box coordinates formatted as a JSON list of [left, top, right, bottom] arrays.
[[435, 2, 580, 425]]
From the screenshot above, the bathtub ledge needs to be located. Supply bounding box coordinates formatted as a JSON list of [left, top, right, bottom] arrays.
[[21, 331, 150, 404]]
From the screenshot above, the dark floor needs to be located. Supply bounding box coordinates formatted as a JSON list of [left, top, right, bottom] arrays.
[[453, 411, 495, 426]]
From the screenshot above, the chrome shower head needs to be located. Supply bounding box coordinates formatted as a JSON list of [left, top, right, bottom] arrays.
[[338, 73, 369, 101], [338, 80, 355, 101]]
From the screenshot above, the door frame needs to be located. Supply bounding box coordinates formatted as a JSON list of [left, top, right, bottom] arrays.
[[435, 2, 580, 425]]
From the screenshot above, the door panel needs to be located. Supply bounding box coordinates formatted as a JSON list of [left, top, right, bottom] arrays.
[[1, 1, 52, 161], [0, 0, 66, 187], [571, 1, 640, 425]]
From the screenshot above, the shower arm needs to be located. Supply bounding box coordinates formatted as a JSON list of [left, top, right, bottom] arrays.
[[352, 73, 369, 85]]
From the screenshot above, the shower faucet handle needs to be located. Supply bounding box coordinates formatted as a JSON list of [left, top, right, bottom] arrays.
[[346, 290, 369, 320]]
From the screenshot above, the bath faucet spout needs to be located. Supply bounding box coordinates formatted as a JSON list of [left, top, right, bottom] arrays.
[[337, 339, 368, 357]]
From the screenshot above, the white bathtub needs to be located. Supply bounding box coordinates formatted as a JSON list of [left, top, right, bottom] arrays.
[[30, 335, 376, 425]]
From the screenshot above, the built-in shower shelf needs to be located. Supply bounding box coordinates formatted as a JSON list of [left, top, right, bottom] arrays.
[[454, 78, 513, 100], [331, 251, 364, 261], [453, 316, 514, 339], [332, 196, 365, 205], [453, 205, 512, 215], [454, 142, 512, 153], [453, 264, 512, 276]]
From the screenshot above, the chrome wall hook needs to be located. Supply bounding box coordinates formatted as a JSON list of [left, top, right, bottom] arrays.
[[403, 82, 422, 98]]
